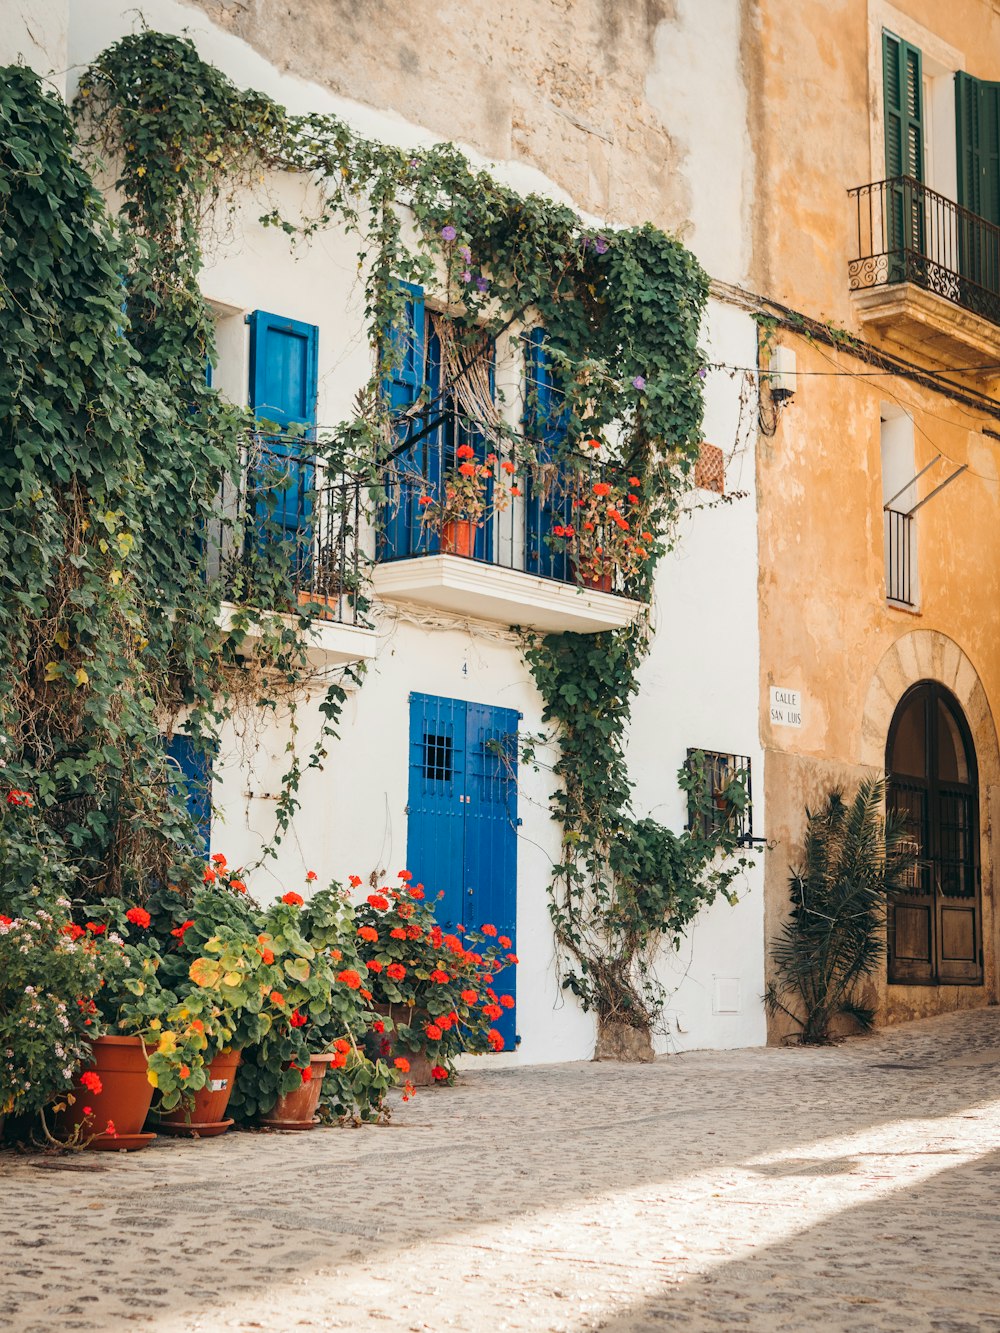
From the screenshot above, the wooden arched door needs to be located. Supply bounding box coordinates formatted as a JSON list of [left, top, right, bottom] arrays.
[[886, 681, 982, 985]]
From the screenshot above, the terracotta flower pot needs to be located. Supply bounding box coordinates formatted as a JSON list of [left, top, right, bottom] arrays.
[[259, 1053, 337, 1131], [154, 1048, 241, 1138], [440, 519, 476, 558], [59, 1035, 157, 1151], [374, 1003, 437, 1087], [572, 561, 613, 593]]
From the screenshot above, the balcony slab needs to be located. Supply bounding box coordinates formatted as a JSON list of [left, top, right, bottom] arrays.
[[372, 555, 645, 633], [218, 602, 378, 668], [851, 281, 1000, 375]]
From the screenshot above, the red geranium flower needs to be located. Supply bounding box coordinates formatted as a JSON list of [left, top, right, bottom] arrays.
[[211, 853, 227, 866], [290, 1008, 307, 1028], [6, 789, 33, 807], [431, 1066, 449, 1081], [80, 1071, 103, 1095], [483, 1004, 502, 1020], [366, 959, 383, 973], [270, 990, 286, 1005], [332, 1051, 347, 1068], [460, 989, 478, 1004], [337, 969, 362, 989], [300, 1065, 313, 1083], [394, 1057, 410, 1073], [305, 870, 317, 882], [408, 885, 425, 900], [125, 907, 150, 929], [487, 1029, 505, 1051], [231, 879, 247, 894], [506, 953, 518, 964], [429, 969, 450, 985], [499, 994, 515, 1009], [480, 923, 497, 937], [349, 874, 363, 888], [360, 987, 373, 1001], [592, 481, 611, 497], [171, 919, 195, 941], [367, 894, 389, 911], [261, 948, 274, 964], [203, 867, 216, 883], [390, 927, 406, 940], [372, 1020, 385, 1034], [281, 892, 303, 907], [61, 923, 85, 941], [397, 903, 414, 919], [334, 1038, 350, 1054], [406, 925, 422, 940], [386, 962, 406, 981], [358, 926, 378, 942], [499, 935, 512, 949], [85, 922, 106, 936], [397, 870, 413, 882], [425, 1023, 443, 1041]]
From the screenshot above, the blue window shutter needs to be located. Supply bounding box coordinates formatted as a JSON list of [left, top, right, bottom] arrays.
[[247, 311, 318, 581], [525, 329, 570, 580], [165, 733, 214, 856], [381, 281, 427, 560]]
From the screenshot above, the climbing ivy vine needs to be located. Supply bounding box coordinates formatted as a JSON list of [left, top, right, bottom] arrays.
[[3, 30, 750, 1030]]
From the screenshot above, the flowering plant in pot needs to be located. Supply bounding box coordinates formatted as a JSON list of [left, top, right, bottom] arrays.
[[417, 444, 520, 556], [0, 893, 104, 1138], [205, 877, 394, 1127], [352, 870, 517, 1085], [548, 472, 652, 590]]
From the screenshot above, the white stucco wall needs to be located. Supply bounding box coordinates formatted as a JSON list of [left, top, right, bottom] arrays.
[[9, 0, 767, 1058]]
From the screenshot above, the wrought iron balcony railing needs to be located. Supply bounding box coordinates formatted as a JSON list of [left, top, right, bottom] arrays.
[[206, 436, 364, 627], [848, 175, 1000, 327], [378, 403, 638, 597]]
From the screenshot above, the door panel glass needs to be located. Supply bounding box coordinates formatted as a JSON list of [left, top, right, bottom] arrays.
[[889, 694, 926, 777]]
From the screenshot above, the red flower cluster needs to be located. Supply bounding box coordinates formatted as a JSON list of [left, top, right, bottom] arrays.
[[487, 1030, 504, 1052], [281, 892, 304, 907], [337, 969, 362, 990], [80, 1071, 103, 1095], [6, 789, 33, 807], [357, 926, 378, 943], [429, 969, 450, 985], [431, 1065, 449, 1082], [289, 1008, 308, 1028], [367, 894, 389, 911], [125, 907, 151, 929], [386, 962, 406, 981], [171, 919, 195, 941]]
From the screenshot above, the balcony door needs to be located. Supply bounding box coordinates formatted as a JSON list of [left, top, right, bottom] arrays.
[[887, 682, 982, 986], [882, 31, 924, 274], [955, 72, 1000, 307]]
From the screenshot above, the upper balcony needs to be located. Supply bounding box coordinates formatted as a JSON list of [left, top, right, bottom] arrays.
[[372, 406, 646, 634], [848, 176, 1000, 372], [210, 438, 377, 667]]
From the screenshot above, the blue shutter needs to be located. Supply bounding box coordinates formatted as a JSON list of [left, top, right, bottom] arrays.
[[406, 693, 520, 1051], [380, 282, 427, 560], [165, 733, 213, 856], [525, 329, 570, 580], [247, 310, 318, 583], [464, 701, 519, 1050]]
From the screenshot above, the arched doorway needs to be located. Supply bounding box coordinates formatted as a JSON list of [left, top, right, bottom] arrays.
[[886, 681, 982, 985]]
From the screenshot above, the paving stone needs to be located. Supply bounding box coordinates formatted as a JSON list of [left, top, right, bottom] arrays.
[[4, 1007, 1000, 1330]]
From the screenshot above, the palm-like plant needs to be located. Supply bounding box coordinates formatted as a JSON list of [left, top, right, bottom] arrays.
[[765, 777, 919, 1044]]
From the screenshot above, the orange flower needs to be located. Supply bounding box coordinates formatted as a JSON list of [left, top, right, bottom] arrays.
[[499, 994, 515, 1009], [425, 1023, 443, 1041], [334, 1038, 351, 1054], [397, 903, 414, 919], [349, 874, 363, 888], [305, 870, 317, 882], [487, 1029, 504, 1051], [270, 990, 285, 1005], [358, 926, 378, 942], [211, 853, 227, 866], [337, 969, 362, 989], [431, 1065, 449, 1081], [203, 867, 216, 883], [231, 879, 247, 894], [390, 927, 407, 940], [397, 870, 413, 882], [300, 1064, 313, 1083], [460, 989, 478, 1004], [261, 948, 274, 965], [281, 891, 303, 907], [499, 935, 512, 949], [360, 987, 373, 1000], [366, 959, 383, 973], [190, 1019, 205, 1034], [372, 1020, 385, 1034], [386, 962, 406, 981], [179, 1064, 191, 1080], [367, 894, 389, 910], [394, 1057, 410, 1073], [480, 923, 497, 937]]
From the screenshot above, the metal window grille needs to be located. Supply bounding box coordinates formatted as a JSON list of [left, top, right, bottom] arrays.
[[685, 749, 753, 845], [885, 507, 914, 605]]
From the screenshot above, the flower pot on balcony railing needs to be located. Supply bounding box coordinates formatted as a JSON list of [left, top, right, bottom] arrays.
[[550, 471, 651, 596], [415, 443, 520, 559]]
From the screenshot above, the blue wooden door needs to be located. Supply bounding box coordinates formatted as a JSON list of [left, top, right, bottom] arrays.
[[247, 310, 318, 583], [525, 328, 570, 581], [407, 693, 519, 1049]]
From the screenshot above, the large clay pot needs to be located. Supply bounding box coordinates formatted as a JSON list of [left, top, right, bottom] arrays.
[[440, 519, 476, 558], [373, 1003, 436, 1087], [154, 1048, 241, 1138], [259, 1053, 338, 1130], [60, 1035, 156, 1151]]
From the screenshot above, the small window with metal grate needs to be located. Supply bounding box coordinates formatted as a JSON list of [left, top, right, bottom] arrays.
[[423, 733, 453, 783], [685, 748, 753, 845]]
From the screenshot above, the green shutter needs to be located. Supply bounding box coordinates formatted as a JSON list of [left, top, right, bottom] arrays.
[[956, 72, 1000, 226], [883, 30, 923, 181]]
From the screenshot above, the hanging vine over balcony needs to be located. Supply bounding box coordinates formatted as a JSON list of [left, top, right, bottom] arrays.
[[2, 31, 747, 1014]]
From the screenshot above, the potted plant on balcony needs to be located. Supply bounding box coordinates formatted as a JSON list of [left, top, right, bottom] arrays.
[[548, 473, 651, 592], [352, 870, 517, 1086], [417, 445, 519, 556]]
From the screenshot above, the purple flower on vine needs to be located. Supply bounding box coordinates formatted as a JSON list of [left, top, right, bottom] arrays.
[[475, 276, 489, 294], [459, 245, 472, 263], [632, 375, 646, 390], [441, 224, 457, 242], [697, 367, 707, 379], [593, 236, 609, 254], [461, 270, 472, 283]]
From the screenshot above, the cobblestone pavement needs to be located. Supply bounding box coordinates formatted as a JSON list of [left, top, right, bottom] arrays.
[[5, 1008, 1000, 1333]]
